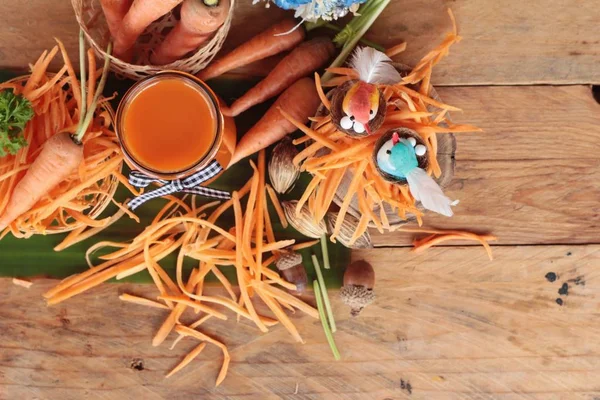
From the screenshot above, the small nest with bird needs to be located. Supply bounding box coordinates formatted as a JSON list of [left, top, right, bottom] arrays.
[[372, 127, 430, 185], [329, 79, 387, 137]]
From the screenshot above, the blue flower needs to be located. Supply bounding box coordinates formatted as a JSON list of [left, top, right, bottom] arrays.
[[272, 0, 312, 10], [264, 0, 367, 22]]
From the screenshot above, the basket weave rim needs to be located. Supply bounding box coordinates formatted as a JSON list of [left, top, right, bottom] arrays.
[[71, 0, 235, 79]]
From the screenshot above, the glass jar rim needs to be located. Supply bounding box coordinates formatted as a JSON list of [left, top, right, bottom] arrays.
[[115, 70, 224, 181]]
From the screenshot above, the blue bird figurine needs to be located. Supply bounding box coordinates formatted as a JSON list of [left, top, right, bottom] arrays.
[[376, 132, 454, 217]]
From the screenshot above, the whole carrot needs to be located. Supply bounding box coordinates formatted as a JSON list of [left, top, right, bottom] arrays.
[[0, 33, 112, 231], [225, 37, 334, 117], [197, 19, 305, 81], [114, 0, 183, 58], [151, 0, 230, 65], [229, 78, 320, 167], [0, 133, 83, 231], [99, 0, 133, 38]]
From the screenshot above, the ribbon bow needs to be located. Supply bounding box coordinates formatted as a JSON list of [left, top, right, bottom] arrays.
[[127, 160, 230, 210]]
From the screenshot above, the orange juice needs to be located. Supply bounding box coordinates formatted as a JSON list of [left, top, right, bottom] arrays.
[[116, 71, 235, 180]]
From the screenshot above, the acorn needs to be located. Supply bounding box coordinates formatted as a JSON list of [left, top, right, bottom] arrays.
[[372, 127, 430, 184], [275, 249, 308, 293], [340, 260, 375, 317], [268, 137, 300, 194], [329, 80, 387, 138]]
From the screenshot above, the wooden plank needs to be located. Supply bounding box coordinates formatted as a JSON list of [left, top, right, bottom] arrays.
[[1, 1, 599, 85], [1, 245, 599, 399], [371, 85, 600, 247], [437, 85, 600, 161], [372, 0, 600, 85]]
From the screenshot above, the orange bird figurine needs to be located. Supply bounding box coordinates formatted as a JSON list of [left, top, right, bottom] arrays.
[[340, 47, 401, 135]]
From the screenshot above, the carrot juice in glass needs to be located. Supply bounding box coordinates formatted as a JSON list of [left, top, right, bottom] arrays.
[[116, 71, 236, 180]]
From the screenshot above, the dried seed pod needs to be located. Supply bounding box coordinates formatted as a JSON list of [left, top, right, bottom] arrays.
[[268, 137, 300, 194], [275, 249, 308, 293], [283, 200, 327, 239], [330, 80, 387, 138], [372, 127, 430, 184], [326, 212, 372, 249], [340, 260, 375, 317]]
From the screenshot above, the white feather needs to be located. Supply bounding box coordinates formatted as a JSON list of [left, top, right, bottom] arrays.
[[406, 168, 454, 217], [349, 47, 402, 84]]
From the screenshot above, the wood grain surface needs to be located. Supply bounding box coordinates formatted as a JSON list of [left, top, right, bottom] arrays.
[[2, 245, 599, 399], [372, 85, 600, 247], [1, 0, 600, 399], [1, 0, 599, 85]]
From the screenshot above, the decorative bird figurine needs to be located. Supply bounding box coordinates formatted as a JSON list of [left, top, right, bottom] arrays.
[[376, 132, 455, 217], [339, 47, 401, 135]]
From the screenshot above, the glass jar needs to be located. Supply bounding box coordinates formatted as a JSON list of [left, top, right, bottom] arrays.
[[115, 70, 236, 181]]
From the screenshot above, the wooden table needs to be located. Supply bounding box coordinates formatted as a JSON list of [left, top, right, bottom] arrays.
[[1, 1, 600, 399]]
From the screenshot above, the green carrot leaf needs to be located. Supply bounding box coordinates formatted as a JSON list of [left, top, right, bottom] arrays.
[[0, 89, 34, 157]]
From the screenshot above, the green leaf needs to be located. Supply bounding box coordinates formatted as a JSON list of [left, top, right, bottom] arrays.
[[0, 88, 33, 157]]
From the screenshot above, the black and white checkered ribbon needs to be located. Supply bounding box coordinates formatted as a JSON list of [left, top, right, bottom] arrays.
[[127, 160, 230, 210]]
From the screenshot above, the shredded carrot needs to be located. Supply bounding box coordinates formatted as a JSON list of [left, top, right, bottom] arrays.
[[254, 285, 304, 343], [314, 72, 331, 110], [12, 278, 33, 289], [266, 184, 288, 228], [175, 325, 230, 387], [232, 191, 268, 332], [255, 151, 266, 278], [251, 281, 319, 319], [385, 42, 407, 58], [325, 67, 359, 79], [119, 293, 170, 310], [261, 267, 297, 291], [291, 239, 319, 251], [409, 230, 497, 260], [158, 296, 228, 320], [166, 342, 207, 378], [210, 265, 237, 302]]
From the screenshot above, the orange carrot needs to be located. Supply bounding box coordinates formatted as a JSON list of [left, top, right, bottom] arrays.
[[114, 0, 183, 57], [0, 33, 113, 232], [150, 0, 230, 65], [228, 78, 320, 166], [0, 133, 83, 231], [99, 0, 133, 38], [225, 37, 334, 117], [197, 19, 305, 81]]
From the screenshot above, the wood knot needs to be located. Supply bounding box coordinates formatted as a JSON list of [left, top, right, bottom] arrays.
[[130, 358, 144, 371]]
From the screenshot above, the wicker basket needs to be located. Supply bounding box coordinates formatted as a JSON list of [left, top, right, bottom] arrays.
[[71, 0, 235, 81], [5, 75, 121, 236]]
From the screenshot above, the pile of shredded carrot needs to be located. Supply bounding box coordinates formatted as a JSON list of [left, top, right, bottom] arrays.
[[0, 41, 133, 239], [282, 10, 489, 253], [44, 151, 320, 386]]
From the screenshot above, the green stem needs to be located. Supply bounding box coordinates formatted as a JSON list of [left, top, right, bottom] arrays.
[[320, 235, 331, 269], [314, 280, 340, 360], [75, 42, 112, 143], [312, 254, 336, 333], [322, 0, 391, 83], [323, 23, 385, 51], [76, 30, 87, 135], [304, 19, 328, 32]]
